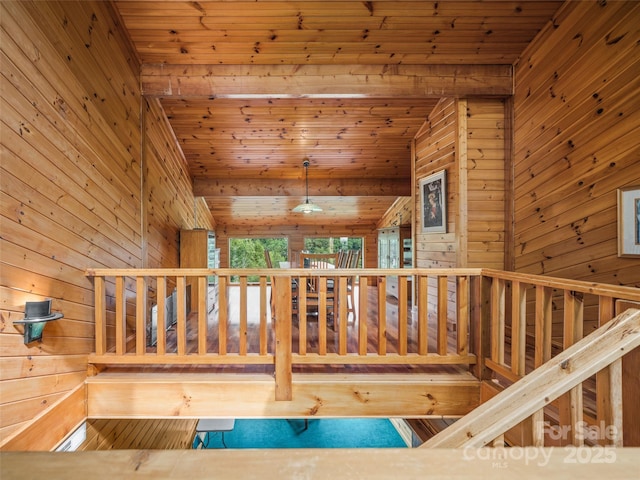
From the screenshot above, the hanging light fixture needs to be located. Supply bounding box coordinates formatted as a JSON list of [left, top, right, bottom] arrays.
[[292, 159, 322, 213]]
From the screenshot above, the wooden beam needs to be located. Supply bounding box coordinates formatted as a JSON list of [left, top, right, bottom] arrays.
[[193, 177, 411, 197], [85, 373, 479, 418], [6, 447, 640, 478], [141, 64, 513, 98], [0, 384, 87, 451]]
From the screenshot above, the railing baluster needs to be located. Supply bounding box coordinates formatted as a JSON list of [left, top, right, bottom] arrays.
[[115, 276, 126, 355], [490, 278, 505, 365], [457, 276, 469, 356], [94, 276, 106, 356], [259, 276, 268, 356], [239, 276, 248, 355], [377, 277, 387, 355], [398, 276, 408, 356], [338, 276, 348, 355], [357, 276, 368, 356], [559, 290, 584, 446], [218, 276, 228, 355], [534, 286, 552, 367], [437, 275, 448, 355], [417, 274, 428, 355], [198, 276, 208, 355], [156, 276, 166, 356], [510, 280, 526, 376], [136, 277, 147, 355], [176, 276, 187, 356], [318, 277, 327, 356], [297, 274, 307, 355]]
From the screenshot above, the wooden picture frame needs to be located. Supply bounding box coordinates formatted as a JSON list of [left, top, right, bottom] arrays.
[[420, 170, 447, 233], [618, 186, 640, 257]]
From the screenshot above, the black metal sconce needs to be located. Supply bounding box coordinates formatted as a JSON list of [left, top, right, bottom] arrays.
[[13, 299, 63, 344]]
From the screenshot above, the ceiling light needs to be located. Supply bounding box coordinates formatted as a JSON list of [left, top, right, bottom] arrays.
[[292, 159, 322, 214]]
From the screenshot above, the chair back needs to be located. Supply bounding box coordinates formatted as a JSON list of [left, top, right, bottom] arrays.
[[264, 249, 274, 268], [348, 249, 361, 268], [300, 252, 338, 269]]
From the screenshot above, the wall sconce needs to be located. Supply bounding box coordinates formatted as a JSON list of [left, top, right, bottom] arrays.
[[13, 299, 63, 344]]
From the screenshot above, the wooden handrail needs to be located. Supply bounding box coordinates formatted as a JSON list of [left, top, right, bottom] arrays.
[[422, 308, 640, 448]]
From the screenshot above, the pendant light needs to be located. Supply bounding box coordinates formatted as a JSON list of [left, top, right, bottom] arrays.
[[292, 159, 322, 213]]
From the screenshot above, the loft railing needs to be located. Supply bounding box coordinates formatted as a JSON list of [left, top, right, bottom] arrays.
[[85, 268, 640, 401], [423, 308, 640, 448]]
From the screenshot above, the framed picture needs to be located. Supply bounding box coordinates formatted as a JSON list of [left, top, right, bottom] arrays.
[[420, 170, 447, 233], [617, 185, 640, 257]]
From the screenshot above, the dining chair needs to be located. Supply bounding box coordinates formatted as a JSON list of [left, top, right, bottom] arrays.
[[346, 249, 361, 323], [299, 252, 338, 328], [265, 249, 299, 321]]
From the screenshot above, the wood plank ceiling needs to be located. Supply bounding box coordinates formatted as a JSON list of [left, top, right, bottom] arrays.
[[114, 1, 564, 227]]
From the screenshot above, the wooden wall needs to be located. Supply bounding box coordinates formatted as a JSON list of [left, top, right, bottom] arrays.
[[512, 0, 640, 288], [414, 98, 459, 268], [414, 98, 506, 269], [0, 0, 212, 449]]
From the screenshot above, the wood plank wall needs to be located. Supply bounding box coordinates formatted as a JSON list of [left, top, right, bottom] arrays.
[[0, 1, 212, 449], [414, 98, 459, 268], [414, 98, 506, 269], [513, 0, 640, 288]]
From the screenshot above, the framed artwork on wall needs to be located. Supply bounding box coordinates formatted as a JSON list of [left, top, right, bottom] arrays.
[[420, 170, 447, 233], [618, 185, 640, 257]]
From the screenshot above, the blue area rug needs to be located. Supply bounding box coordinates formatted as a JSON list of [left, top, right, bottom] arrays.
[[194, 418, 407, 449]]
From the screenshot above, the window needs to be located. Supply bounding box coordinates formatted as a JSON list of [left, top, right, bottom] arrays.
[[229, 238, 288, 282]]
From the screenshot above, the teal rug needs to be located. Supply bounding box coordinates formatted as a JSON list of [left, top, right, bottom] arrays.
[[194, 418, 407, 449]]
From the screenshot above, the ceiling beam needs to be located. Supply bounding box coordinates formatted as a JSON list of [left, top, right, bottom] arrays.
[[142, 64, 512, 98], [193, 177, 411, 197]]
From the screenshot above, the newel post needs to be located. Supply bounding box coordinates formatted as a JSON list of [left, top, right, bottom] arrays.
[[273, 275, 293, 400], [471, 274, 492, 380]]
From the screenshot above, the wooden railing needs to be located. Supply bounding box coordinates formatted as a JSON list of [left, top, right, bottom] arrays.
[[423, 308, 640, 448], [85, 268, 640, 402]]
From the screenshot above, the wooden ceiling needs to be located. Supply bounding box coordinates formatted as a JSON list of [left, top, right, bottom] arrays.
[[114, 1, 564, 228]]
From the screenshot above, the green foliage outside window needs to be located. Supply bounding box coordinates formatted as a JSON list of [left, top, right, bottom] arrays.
[[229, 238, 288, 282]]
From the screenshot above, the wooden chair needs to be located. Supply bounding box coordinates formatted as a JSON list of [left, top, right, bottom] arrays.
[[265, 249, 299, 321], [299, 252, 338, 326], [346, 249, 361, 323]]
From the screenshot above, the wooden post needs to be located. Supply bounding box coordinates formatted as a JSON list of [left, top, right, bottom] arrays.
[[156, 276, 167, 356], [437, 275, 448, 355], [510, 280, 526, 376], [136, 276, 147, 355], [115, 276, 126, 355], [471, 275, 491, 380], [456, 276, 469, 356], [259, 276, 268, 355], [197, 276, 208, 355], [94, 276, 106, 356], [273, 276, 292, 401], [596, 296, 616, 446], [218, 276, 228, 355], [377, 277, 387, 355], [176, 276, 187, 356], [417, 274, 428, 355], [398, 276, 408, 356], [358, 276, 368, 356], [534, 286, 552, 367]]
